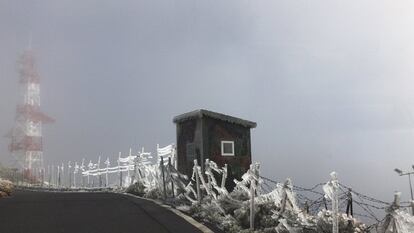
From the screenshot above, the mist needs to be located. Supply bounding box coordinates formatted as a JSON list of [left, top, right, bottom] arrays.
[[1, 0, 414, 203]]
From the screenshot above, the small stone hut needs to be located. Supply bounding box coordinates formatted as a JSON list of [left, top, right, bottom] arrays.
[[173, 109, 256, 188]]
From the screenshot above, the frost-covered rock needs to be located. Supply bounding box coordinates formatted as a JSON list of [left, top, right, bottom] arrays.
[[0, 178, 13, 196], [125, 181, 146, 196]]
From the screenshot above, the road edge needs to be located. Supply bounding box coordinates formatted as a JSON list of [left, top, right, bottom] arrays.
[[122, 193, 215, 233]]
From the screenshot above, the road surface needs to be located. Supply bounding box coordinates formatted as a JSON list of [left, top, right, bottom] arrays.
[[0, 190, 203, 233]]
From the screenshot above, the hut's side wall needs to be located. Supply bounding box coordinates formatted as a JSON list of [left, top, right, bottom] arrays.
[[176, 118, 204, 177]]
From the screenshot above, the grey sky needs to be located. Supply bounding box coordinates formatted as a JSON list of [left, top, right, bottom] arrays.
[[1, 0, 414, 202]]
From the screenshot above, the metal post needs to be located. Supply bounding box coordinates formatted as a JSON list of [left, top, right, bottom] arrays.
[[161, 156, 167, 200]]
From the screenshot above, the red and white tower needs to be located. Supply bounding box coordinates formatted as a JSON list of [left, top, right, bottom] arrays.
[[8, 49, 54, 174]]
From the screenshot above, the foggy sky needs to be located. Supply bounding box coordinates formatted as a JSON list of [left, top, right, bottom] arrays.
[[1, 0, 414, 202]]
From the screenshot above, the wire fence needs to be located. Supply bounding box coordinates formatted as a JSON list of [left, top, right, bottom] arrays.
[[6, 147, 414, 232]]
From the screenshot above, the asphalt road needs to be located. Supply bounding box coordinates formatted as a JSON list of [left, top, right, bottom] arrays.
[[0, 190, 203, 233]]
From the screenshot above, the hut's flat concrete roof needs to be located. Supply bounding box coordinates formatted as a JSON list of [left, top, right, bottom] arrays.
[[173, 109, 257, 128]]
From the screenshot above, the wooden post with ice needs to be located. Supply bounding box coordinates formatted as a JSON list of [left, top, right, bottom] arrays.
[[323, 172, 339, 233]]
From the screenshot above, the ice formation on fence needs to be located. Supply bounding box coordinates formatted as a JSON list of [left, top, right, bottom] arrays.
[[390, 209, 414, 233], [48, 144, 414, 233], [78, 145, 175, 188]]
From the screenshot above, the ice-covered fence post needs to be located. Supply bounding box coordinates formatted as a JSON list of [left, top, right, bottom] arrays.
[[51, 165, 54, 187], [323, 172, 339, 233], [41, 168, 44, 187], [128, 148, 132, 185], [304, 201, 309, 214], [250, 164, 256, 231], [80, 159, 85, 188], [346, 188, 353, 217], [221, 164, 228, 189], [105, 157, 110, 187], [73, 162, 78, 188], [205, 159, 212, 194], [98, 156, 102, 187], [118, 152, 122, 187], [48, 165, 51, 188], [332, 173, 339, 233], [194, 159, 201, 203], [61, 163, 64, 187], [168, 157, 174, 198], [381, 192, 401, 233], [411, 200, 414, 216], [68, 161, 72, 188], [57, 165, 61, 187], [87, 160, 93, 187], [160, 156, 167, 200], [132, 156, 137, 185], [172, 144, 177, 169]]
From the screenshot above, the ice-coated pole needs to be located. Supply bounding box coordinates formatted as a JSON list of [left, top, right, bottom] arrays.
[[161, 156, 167, 200], [331, 172, 339, 233], [249, 164, 255, 230], [169, 157, 174, 198], [194, 159, 201, 203]]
